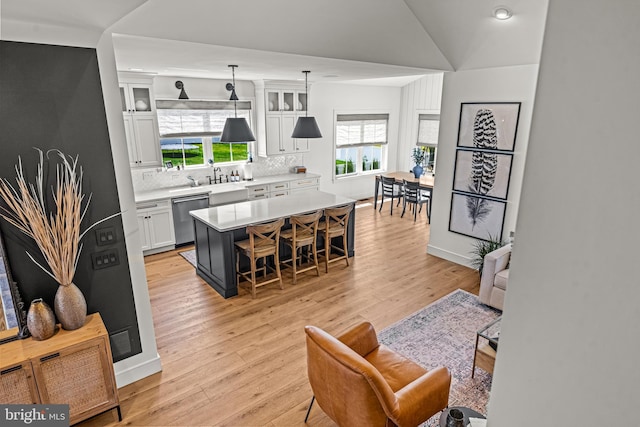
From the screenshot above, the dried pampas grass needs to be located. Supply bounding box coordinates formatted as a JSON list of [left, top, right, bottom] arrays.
[[0, 149, 119, 286]]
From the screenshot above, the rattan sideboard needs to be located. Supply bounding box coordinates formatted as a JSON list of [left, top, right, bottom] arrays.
[[0, 313, 121, 425]]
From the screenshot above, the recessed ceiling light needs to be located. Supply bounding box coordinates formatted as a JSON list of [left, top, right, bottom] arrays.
[[493, 6, 513, 20]]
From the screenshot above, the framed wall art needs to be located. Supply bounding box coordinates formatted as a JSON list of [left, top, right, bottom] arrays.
[[452, 150, 514, 200], [449, 193, 506, 241], [457, 102, 521, 151]]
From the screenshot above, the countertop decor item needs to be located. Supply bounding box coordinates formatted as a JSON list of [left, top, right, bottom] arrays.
[[411, 147, 426, 178], [26, 298, 55, 340], [446, 407, 465, 427], [0, 149, 120, 330], [291, 71, 322, 139]]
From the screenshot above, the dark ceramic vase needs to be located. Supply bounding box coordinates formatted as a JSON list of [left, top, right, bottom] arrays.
[[412, 164, 424, 178], [446, 408, 465, 427], [26, 298, 56, 340], [54, 283, 87, 330]]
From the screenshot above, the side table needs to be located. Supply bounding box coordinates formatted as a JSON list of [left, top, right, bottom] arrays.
[[472, 316, 501, 378], [439, 406, 486, 426]]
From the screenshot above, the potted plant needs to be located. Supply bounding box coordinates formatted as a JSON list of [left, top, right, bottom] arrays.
[[469, 234, 508, 277], [411, 147, 426, 178], [0, 149, 119, 330]]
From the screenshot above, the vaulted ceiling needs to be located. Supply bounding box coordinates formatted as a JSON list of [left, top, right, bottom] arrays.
[[1, 0, 548, 85]]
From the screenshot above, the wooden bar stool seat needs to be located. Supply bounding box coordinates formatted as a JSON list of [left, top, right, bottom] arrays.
[[318, 205, 353, 273], [235, 218, 285, 298], [280, 210, 323, 284]]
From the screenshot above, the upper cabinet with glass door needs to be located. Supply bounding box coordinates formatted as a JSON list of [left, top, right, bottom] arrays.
[[119, 79, 162, 168], [120, 84, 155, 115], [266, 89, 307, 114]]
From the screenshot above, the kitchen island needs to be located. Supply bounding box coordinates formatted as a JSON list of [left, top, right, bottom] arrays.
[[189, 191, 356, 298]]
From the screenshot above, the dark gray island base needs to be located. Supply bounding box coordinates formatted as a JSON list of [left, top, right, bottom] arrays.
[[190, 191, 356, 298]]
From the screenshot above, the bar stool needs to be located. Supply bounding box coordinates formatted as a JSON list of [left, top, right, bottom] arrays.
[[318, 205, 353, 273], [235, 217, 285, 298], [280, 210, 323, 284]]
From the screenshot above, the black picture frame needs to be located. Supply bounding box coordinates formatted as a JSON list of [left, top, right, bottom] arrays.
[[456, 102, 521, 152], [448, 193, 507, 241], [452, 149, 514, 200]]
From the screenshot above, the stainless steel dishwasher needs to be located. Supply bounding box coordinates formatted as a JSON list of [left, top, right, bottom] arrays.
[[171, 194, 210, 246]]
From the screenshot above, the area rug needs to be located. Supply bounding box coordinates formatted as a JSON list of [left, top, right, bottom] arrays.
[[179, 249, 197, 268], [378, 289, 501, 426]]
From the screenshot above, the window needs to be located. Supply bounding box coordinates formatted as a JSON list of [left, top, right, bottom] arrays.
[[335, 113, 387, 177], [156, 100, 252, 168], [416, 113, 439, 173]]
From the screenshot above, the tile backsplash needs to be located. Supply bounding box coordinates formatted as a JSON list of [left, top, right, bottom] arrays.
[[131, 154, 302, 192]]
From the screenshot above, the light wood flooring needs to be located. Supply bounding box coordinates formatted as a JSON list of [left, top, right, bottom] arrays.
[[80, 198, 479, 427]]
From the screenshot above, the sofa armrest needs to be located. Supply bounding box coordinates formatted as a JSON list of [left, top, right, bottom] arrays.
[[337, 321, 380, 357], [479, 244, 511, 305], [389, 366, 451, 427]]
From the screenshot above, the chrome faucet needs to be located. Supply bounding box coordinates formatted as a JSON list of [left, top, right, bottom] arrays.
[[187, 175, 198, 187]]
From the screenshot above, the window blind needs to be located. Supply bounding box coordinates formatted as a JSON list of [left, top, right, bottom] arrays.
[[157, 104, 251, 137], [336, 113, 389, 147], [417, 114, 440, 146]]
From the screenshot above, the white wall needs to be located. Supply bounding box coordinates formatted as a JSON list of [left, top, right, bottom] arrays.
[[397, 74, 443, 173], [488, 1, 640, 425], [308, 82, 402, 199], [427, 65, 538, 265], [97, 34, 162, 387]]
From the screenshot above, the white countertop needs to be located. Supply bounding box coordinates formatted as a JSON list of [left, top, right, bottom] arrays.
[[134, 173, 320, 204], [190, 191, 355, 232]]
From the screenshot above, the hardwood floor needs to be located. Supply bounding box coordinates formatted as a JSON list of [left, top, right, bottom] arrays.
[[80, 198, 479, 427]]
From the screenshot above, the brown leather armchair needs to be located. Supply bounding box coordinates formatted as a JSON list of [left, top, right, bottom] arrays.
[[304, 322, 451, 427]]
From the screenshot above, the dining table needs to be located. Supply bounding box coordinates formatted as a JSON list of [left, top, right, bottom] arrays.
[[373, 171, 435, 218]]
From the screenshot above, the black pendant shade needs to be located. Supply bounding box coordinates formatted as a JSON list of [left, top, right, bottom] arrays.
[[220, 65, 256, 143], [175, 80, 189, 99], [292, 116, 322, 139], [221, 117, 256, 143], [292, 70, 322, 139]]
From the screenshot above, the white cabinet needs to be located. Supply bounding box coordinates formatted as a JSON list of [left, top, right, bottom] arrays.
[[120, 82, 162, 168], [290, 176, 320, 193], [266, 89, 307, 114], [136, 200, 175, 254], [263, 85, 310, 156], [247, 175, 319, 199]]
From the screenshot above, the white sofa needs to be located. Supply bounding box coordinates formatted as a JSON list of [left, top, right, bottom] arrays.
[[478, 244, 512, 311]]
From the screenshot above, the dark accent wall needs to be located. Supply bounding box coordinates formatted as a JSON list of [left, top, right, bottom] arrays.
[[0, 40, 141, 362]]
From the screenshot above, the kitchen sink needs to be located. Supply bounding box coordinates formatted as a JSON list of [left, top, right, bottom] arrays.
[[168, 182, 245, 194]]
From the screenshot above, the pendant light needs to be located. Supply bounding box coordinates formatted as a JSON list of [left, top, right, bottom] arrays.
[[175, 81, 189, 99], [220, 65, 256, 143], [291, 71, 322, 139]]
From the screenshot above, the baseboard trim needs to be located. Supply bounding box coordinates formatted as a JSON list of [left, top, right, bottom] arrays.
[[427, 244, 473, 268], [114, 353, 162, 388]]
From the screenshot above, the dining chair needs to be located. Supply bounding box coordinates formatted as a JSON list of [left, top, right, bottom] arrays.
[[378, 175, 403, 215], [280, 210, 323, 284], [318, 204, 353, 273], [235, 217, 285, 298], [401, 179, 431, 222]]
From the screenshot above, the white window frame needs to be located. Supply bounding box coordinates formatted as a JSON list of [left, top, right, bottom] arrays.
[[333, 111, 389, 180], [415, 110, 440, 174], [156, 99, 254, 169]]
